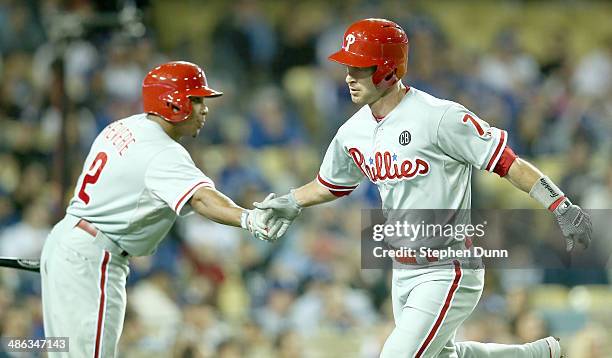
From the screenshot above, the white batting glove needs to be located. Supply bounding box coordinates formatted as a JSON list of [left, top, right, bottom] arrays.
[[552, 198, 593, 251], [241, 194, 276, 242], [253, 191, 302, 239]]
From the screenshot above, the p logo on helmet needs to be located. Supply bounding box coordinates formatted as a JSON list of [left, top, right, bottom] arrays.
[[329, 18, 409, 88], [343, 34, 356, 51]]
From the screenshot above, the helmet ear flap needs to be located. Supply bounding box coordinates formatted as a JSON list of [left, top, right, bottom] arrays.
[[384, 68, 397, 81], [167, 102, 181, 114], [161, 93, 192, 122], [372, 60, 398, 88], [375, 72, 399, 89]]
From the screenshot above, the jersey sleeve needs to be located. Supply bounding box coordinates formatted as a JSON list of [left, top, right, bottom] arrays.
[[145, 146, 215, 216], [436, 104, 508, 172], [317, 133, 363, 196]]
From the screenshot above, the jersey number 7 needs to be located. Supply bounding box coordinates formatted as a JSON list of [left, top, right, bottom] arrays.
[[78, 152, 108, 204], [462, 114, 485, 137]]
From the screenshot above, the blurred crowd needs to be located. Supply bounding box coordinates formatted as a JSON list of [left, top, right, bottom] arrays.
[[0, 0, 611, 357]]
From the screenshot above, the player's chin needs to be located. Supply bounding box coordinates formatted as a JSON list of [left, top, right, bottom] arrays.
[[192, 128, 201, 138], [350, 94, 367, 105]]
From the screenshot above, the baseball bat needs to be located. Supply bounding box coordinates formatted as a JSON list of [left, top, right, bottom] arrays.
[[0, 257, 41, 273]]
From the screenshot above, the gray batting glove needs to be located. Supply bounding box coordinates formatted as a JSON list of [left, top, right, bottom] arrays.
[[552, 198, 592, 251], [241, 193, 276, 242], [253, 191, 302, 238]]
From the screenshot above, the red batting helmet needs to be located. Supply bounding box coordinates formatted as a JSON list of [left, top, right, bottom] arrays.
[[142, 61, 223, 123], [328, 18, 409, 87]]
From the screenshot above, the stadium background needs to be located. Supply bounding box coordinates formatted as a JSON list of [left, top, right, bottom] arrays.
[[0, 0, 611, 356]]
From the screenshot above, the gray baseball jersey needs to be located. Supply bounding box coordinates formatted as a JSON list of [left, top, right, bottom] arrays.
[[67, 114, 215, 256]]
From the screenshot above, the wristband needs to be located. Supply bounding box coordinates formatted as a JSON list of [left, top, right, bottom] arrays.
[[529, 176, 566, 211], [240, 210, 249, 230]]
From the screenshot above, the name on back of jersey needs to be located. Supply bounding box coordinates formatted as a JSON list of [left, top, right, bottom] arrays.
[[102, 120, 137, 156]]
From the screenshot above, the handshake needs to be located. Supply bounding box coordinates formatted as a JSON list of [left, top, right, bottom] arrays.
[[240, 191, 303, 242]]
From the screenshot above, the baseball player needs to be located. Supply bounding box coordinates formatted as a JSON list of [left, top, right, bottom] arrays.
[[40, 61, 278, 357], [255, 19, 592, 357]]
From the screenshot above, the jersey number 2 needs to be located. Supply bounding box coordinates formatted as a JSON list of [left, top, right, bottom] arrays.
[[78, 152, 108, 204]]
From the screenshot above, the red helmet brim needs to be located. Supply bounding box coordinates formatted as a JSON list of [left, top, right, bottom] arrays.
[[328, 49, 378, 68], [186, 87, 223, 98]]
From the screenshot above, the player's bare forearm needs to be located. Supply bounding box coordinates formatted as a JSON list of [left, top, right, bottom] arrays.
[[293, 180, 338, 207], [189, 187, 243, 227], [504, 158, 544, 193]]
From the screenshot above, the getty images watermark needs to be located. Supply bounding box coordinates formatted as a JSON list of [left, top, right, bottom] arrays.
[[370, 220, 508, 261], [361, 209, 608, 269]]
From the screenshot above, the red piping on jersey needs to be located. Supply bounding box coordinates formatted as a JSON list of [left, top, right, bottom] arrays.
[[174, 181, 213, 212], [317, 174, 357, 197], [414, 260, 462, 358], [485, 130, 507, 171], [316, 174, 358, 190], [94, 251, 110, 358], [548, 196, 566, 212], [545, 339, 553, 358], [493, 146, 518, 177], [329, 189, 352, 197]]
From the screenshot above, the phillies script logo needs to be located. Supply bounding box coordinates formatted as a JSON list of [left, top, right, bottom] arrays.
[[348, 147, 430, 182]]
